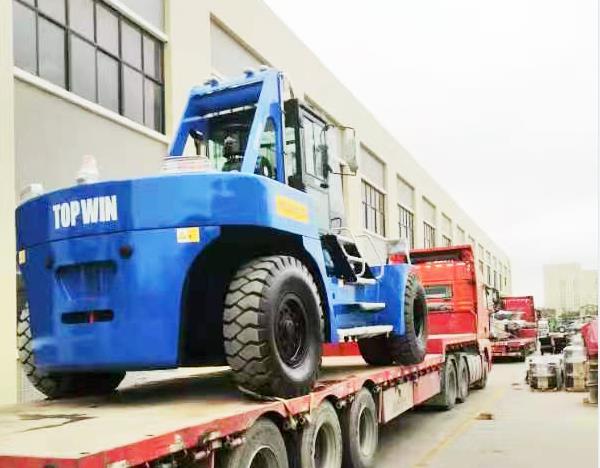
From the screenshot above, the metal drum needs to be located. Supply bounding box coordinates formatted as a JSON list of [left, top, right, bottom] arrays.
[[564, 345, 587, 392], [529, 355, 564, 390], [587, 359, 598, 404]]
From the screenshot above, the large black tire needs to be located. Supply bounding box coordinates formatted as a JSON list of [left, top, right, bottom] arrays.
[[223, 256, 323, 398], [219, 418, 288, 468], [392, 273, 428, 365], [357, 335, 393, 366], [456, 356, 470, 403], [18, 308, 125, 399], [341, 388, 378, 468], [429, 356, 458, 411], [300, 400, 343, 468], [472, 356, 489, 390], [357, 273, 428, 366]]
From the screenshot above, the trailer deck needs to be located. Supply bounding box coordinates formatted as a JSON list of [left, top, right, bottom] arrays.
[[0, 355, 444, 467]]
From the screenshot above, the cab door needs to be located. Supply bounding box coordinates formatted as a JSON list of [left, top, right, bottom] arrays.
[[300, 109, 331, 232]]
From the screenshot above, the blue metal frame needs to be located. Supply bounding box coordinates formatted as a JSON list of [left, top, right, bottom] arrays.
[[15, 69, 411, 372]]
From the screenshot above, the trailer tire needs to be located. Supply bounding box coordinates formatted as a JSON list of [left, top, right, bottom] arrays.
[[390, 273, 428, 365], [456, 357, 469, 403], [18, 308, 125, 399], [300, 400, 343, 468], [341, 388, 378, 468], [219, 418, 288, 468], [224, 255, 323, 398]]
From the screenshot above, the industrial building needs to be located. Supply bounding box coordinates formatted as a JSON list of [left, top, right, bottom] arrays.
[[544, 263, 598, 314], [0, 0, 511, 404]]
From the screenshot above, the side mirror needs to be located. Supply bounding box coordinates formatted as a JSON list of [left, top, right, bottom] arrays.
[[342, 127, 358, 173]]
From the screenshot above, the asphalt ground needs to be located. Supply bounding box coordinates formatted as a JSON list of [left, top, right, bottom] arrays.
[[376, 359, 598, 467]]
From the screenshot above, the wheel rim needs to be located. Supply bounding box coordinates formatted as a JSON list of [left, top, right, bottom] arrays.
[[413, 293, 426, 339], [275, 293, 308, 368], [248, 445, 279, 468], [358, 406, 377, 457], [314, 422, 335, 468]]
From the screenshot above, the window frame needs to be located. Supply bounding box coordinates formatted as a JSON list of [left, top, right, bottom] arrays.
[[398, 203, 414, 249], [12, 0, 165, 133], [423, 221, 436, 248], [361, 179, 386, 236]]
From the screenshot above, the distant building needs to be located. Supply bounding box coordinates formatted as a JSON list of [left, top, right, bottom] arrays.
[[544, 264, 598, 313]]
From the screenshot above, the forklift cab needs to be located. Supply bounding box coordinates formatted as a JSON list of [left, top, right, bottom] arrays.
[[169, 69, 354, 233]]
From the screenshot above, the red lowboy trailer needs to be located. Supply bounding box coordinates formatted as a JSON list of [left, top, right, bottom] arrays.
[[0, 246, 491, 468], [491, 296, 538, 361]]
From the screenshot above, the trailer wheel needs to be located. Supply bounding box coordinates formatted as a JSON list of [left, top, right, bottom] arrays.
[[219, 418, 288, 468], [18, 308, 125, 399], [224, 255, 323, 398], [456, 357, 469, 403], [300, 400, 343, 468], [341, 388, 378, 468]]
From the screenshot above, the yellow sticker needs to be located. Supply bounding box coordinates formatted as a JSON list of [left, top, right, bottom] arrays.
[[275, 195, 309, 223], [17, 250, 26, 265], [176, 227, 200, 243]]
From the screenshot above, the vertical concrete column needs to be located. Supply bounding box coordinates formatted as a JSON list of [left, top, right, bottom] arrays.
[[164, 0, 212, 137], [0, 0, 18, 406]]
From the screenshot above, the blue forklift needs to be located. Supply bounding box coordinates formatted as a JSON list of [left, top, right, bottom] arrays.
[[16, 69, 428, 399]]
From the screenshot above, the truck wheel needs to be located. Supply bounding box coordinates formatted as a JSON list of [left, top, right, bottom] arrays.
[[300, 400, 342, 468], [437, 356, 458, 410], [341, 388, 378, 468], [456, 357, 469, 403], [389, 273, 428, 365], [472, 357, 488, 390], [224, 255, 323, 398], [18, 308, 125, 399], [219, 418, 288, 468]]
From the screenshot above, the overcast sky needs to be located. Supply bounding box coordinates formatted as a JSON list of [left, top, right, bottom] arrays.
[[264, 0, 598, 306]]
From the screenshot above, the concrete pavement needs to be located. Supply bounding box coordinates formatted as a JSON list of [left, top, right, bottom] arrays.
[[376, 360, 598, 468]]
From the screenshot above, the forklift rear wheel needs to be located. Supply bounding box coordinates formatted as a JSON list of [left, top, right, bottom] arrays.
[[341, 388, 378, 468], [300, 400, 343, 468], [357, 274, 428, 367], [219, 417, 288, 468], [391, 273, 428, 365], [18, 308, 125, 399], [223, 255, 323, 398], [456, 357, 470, 403]]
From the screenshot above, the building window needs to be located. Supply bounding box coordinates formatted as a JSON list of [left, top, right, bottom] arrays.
[[424, 221, 436, 248], [479, 260, 484, 275], [362, 180, 386, 236], [487, 265, 491, 285], [441, 214, 452, 246], [456, 226, 466, 244], [12, 0, 165, 132], [398, 204, 414, 249]]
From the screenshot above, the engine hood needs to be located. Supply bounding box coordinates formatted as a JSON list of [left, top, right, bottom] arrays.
[[16, 172, 318, 248]]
